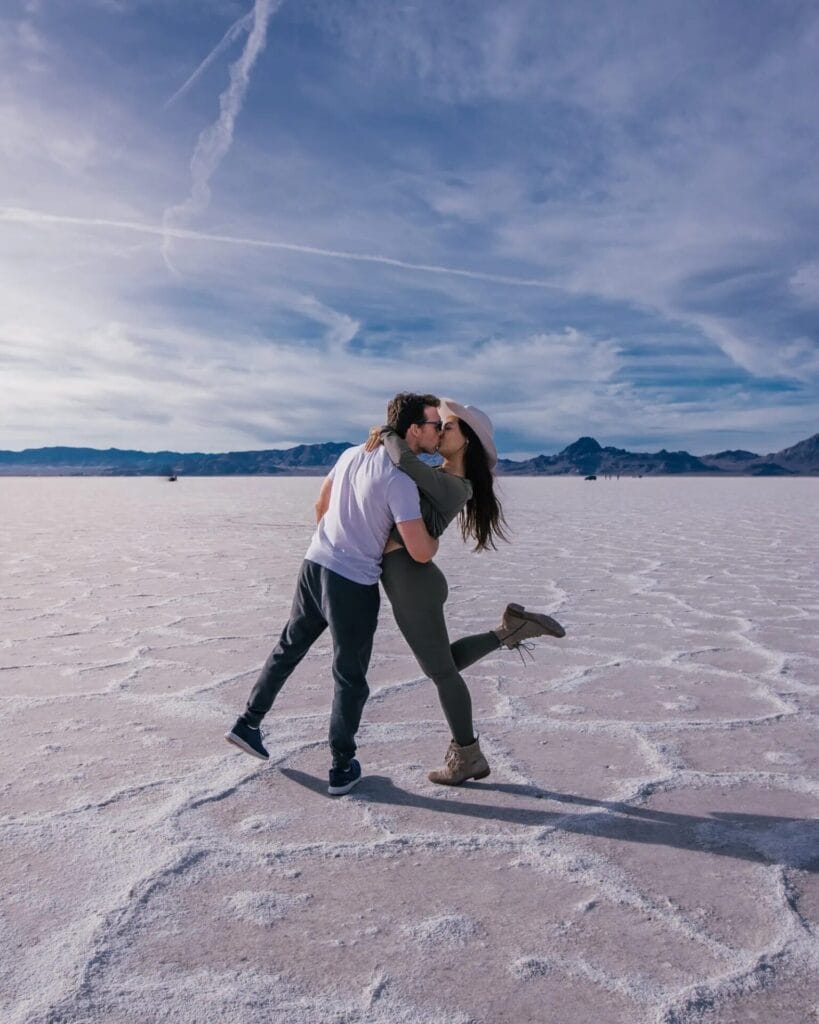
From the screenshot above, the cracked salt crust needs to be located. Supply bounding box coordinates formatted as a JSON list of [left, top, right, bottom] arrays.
[[1, 476, 817, 1024]]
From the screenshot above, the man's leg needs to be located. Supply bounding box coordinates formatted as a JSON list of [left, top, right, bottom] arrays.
[[321, 567, 380, 765], [242, 560, 327, 727]]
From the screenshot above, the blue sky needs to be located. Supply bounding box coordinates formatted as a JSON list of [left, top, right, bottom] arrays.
[[1, 0, 817, 458]]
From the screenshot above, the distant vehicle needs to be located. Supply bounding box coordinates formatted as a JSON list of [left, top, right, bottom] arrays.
[[584, 474, 597, 481]]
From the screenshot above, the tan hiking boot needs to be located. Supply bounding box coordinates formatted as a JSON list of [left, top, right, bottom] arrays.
[[493, 602, 565, 647], [428, 737, 491, 786]]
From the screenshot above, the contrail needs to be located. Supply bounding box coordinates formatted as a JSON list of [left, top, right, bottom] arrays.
[[163, 0, 281, 266], [164, 9, 254, 109], [1, 206, 554, 289]]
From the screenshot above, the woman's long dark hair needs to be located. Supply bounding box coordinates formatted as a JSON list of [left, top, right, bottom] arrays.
[[458, 419, 509, 552]]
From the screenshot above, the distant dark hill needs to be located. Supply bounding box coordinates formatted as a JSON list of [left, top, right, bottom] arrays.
[[750, 462, 798, 477], [699, 432, 819, 475], [169, 443, 353, 476], [561, 436, 602, 458], [766, 432, 819, 473], [699, 449, 759, 472], [708, 449, 758, 460], [0, 446, 187, 469], [496, 454, 558, 474]]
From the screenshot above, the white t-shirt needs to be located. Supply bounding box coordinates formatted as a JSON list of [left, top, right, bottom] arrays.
[[304, 444, 422, 585]]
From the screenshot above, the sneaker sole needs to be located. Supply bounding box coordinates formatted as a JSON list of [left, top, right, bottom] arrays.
[[327, 775, 362, 796], [507, 603, 566, 639], [225, 731, 269, 760]]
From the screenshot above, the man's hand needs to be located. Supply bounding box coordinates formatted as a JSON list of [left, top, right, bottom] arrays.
[[396, 518, 439, 563], [314, 476, 333, 523]]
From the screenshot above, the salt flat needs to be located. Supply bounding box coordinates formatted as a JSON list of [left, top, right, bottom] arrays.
[[1, 476, 817, 1024]]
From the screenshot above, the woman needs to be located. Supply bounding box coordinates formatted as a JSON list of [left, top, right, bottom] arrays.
[[368, 398, 565, 786]]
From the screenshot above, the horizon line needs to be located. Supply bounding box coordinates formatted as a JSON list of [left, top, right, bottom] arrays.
[[0, 432, 814, 460]]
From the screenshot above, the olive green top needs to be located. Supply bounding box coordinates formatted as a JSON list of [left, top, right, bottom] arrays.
[[381, 428, 472, 544]]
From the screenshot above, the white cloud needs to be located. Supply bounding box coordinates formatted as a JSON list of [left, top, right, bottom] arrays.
[[789, 262, 819, 307], [0, 103, 101, 175], [17, 17, 48, 55]]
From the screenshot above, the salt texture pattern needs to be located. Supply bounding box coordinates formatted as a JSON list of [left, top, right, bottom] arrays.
[[1, 476, 817, 1024]]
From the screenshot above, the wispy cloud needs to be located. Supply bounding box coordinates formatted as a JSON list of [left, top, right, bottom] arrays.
[[0, 297, 622, 453], [0, 206, 556, 289], [790, 262, 819, 306], [162, 0, 282, 263], [164, 9, 254, 109]]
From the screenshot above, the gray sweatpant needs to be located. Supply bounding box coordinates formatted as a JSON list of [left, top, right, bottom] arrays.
[[243, 559, 379, 763], [380, 547, 500, 746]]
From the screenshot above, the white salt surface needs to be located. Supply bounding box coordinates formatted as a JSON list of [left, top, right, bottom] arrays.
[[1, 476, 818, 1024]]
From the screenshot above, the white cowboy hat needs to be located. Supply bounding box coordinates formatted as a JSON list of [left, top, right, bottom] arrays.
[[439, 398, 498, 470]]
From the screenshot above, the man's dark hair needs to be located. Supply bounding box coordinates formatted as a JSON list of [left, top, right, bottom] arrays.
[[386, 392, 440, 438]]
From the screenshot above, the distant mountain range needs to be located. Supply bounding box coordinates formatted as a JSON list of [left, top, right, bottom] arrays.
[[0, 442, 351, 477], [497, 432, 819, 477], [0, 433, 816, 476]]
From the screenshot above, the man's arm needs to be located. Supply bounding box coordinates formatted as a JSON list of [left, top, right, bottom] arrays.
[[314, 476, 333, 523], [396, 518, 439, 563]]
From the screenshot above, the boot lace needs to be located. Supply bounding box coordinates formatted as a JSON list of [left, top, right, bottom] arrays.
[[512, 640, 536, 665]]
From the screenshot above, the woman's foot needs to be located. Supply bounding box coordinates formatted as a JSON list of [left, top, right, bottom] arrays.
[[493, 602, 565, 647], [428, 737, 490, 785]]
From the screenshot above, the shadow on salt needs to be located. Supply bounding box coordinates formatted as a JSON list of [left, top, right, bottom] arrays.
[[281, 769, 819, 871]]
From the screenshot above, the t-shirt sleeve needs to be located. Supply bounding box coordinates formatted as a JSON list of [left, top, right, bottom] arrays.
[[387, 471, 422, 524], [327, 455, 341, 481]]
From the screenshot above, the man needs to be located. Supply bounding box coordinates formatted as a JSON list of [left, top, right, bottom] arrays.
[[225, 393, 444, 795]]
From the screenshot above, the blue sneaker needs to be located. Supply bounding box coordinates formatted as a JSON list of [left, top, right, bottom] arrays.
[[328, 758, 362, 796], [225, 718, 269, 760]]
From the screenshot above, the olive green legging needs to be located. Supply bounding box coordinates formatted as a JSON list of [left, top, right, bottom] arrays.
[[380, 547, 501, 746]]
